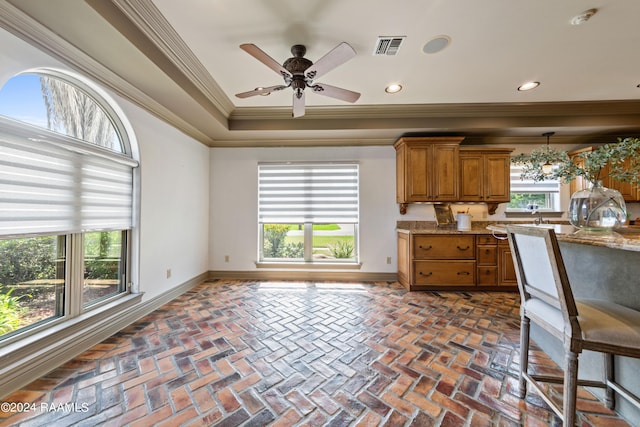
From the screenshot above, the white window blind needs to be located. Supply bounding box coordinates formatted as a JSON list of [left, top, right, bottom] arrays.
[[0, 117, 138, 237], [510, 165, 560, 194], [258, 163, 359, 223]]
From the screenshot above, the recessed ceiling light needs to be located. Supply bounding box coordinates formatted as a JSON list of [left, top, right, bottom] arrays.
[[385, 84, 402, 93], [518, 81, 540, 91], [423, 35, 451, 54]]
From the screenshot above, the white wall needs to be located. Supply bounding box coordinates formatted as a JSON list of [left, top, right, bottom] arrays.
[[118, 102, 210, 300], [209, 146, 400, 272], [0, 28, 210, 302]]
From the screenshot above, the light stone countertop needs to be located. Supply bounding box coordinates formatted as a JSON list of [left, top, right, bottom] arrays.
[[486, 223, 640, 253], [396, 221, 640, 252]]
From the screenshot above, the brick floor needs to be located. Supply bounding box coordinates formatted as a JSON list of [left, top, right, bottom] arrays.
[[0, 280, 632, 426]]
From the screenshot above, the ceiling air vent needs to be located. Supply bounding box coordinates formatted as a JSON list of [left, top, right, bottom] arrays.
[[373, 36, 405, 56]]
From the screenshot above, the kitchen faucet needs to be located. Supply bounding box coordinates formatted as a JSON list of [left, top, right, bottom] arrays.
[[532, 209, 548, 225]]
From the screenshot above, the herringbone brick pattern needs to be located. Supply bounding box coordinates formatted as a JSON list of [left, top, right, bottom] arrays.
[[0, 280, 631, 426]]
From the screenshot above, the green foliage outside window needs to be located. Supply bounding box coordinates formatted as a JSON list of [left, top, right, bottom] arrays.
[[0, 289, 30, 334]]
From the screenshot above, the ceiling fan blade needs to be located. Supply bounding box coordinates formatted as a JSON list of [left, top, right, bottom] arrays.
[[304, 42, 357, 81], [310, 83, 360, 103], [292, 89, 305, 118], [235, 85, 289, 99], [240, 44, 293, 79]]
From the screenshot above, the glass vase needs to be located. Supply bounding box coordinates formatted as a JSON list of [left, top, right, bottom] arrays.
[[568, 181, 627, 230]]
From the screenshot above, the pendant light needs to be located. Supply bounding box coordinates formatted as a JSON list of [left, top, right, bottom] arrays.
[[541, 132, 555, 175]]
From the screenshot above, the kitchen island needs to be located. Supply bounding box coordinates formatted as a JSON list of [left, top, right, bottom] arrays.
[[489, 223, 640, 424]]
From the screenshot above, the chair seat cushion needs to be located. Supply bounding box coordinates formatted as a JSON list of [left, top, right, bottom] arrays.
[[577, 299, 640, 350], [523, 298, 640, 351]]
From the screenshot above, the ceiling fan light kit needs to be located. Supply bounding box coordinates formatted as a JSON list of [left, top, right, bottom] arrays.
[[235, 42, 361, 118]]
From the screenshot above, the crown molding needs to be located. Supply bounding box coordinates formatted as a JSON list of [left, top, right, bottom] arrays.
[[229, 100, 640, 131], [0, 0, 215, 145], [105, 0, 234, 116]]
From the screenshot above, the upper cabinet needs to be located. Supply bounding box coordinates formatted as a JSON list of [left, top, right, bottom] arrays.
[[459, 148, 514, 214], [394, 137, 514, 215], [394, 137, 462, 214]]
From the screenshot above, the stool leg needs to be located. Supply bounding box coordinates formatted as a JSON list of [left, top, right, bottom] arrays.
[[564, 351, 579, 426], [604, 353, 615, 410], [519, 316, 530, 398]]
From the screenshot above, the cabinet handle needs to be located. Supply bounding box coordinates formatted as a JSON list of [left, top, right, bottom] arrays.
[[457, 245, 470, 251], [419, 245, 432, 250], [485, 249, 490, 254], [457, 271, 471, 276], [419, 272, 433, 277]]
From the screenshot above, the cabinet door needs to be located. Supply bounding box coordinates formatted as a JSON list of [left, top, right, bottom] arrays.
[[459, 154, 482, 200], [432, 145, 459, 201], [406, 146, 432, 202], [484, 154, 511, 202], [395, 143, 406, 203], [498, 245, 517, 286]]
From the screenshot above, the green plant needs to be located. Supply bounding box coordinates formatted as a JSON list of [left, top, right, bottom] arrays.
[[512, 137, 640, 184], [263, 224, 290, 257], [328, 240, 354, 259], [0, 288, 31, 335], [281, 242, 304, 258], [0, 236, 57, 286]]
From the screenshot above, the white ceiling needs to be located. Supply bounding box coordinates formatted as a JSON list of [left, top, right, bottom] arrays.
[[2, 0, 640, 147]]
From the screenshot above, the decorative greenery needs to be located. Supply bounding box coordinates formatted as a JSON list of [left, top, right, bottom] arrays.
[[511, 146, 570, 182], [512, 137, 640, 184], [328, 240, 355, 259]]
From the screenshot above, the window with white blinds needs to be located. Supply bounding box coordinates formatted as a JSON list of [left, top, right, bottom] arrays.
[[258, 163, 359, 224], [0, 116, 138, 238], [510, 165, 560, 194]]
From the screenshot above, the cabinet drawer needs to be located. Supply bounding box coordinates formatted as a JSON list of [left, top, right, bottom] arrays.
[[413, 236, 475, 259], [477, 245, 497, 265], [476, 235, 496, 245], [477, 266, 498, 286], [414, 261, 476, 285]]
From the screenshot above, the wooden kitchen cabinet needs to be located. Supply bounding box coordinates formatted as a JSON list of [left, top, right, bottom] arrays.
[[394, 137, 463, 214], [398, 231, 518, 291], [458, 148, 514, 214]]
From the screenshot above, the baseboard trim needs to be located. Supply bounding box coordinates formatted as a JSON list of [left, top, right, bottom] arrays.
[[208, 270, 398, 282], [0, 272, 207, 399]]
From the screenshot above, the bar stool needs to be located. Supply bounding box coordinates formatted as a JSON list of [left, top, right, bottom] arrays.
[[505, 225, 640, 426]]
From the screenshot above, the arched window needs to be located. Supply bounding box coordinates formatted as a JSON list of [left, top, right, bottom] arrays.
[[0, 70, 138, 341]]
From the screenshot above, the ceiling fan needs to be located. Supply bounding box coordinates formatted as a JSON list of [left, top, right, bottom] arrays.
[[235, 42, 361, 118]]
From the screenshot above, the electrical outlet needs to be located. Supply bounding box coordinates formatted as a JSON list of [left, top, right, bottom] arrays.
[[224, 255, 230, 263], [386, 256, 392, 264], [166, 268, 171, 279]]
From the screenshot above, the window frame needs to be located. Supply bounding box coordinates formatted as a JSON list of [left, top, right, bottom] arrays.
[[507, 163, 562, 213], [0, 70, 138, 344], [257, 162, 360, 267]]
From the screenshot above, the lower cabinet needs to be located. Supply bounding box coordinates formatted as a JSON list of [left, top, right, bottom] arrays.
[[497, 239, 518, 286], [397, 232, 517, 290]]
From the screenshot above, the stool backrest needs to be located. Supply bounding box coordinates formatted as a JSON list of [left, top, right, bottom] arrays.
[[505, 226, 579, 325]]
